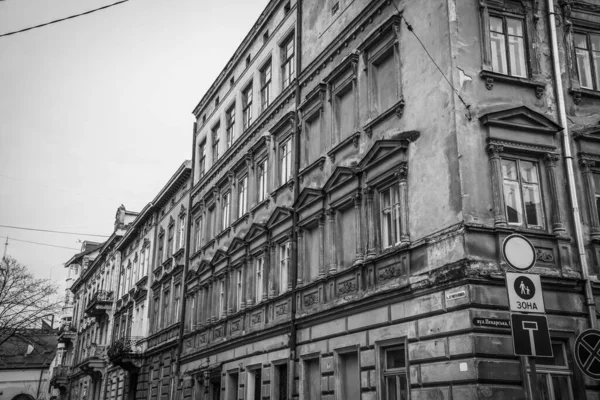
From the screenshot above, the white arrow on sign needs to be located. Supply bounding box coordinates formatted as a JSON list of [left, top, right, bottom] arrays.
[[506, 272, 545, 313]]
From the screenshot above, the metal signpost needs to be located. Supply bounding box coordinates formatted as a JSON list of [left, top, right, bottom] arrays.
[[502, 234, 552, 400], [574, 329, 600, 380]]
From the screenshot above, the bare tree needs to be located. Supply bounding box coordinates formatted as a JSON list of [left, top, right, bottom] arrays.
[[0, 256, 62, 348]]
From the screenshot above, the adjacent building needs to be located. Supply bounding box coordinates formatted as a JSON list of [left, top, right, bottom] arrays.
[[57, 0, 600, 399]]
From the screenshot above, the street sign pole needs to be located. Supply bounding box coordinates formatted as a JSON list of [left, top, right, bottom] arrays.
[[529, 357, 539, 400]]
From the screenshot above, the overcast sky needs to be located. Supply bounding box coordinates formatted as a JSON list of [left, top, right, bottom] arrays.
[[0, 0, 269, 295]]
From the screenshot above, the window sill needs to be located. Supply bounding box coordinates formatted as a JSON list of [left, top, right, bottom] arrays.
[[570, 87, 600, 105], [364, 98, 406, 138], [232, 212, 250, 231], [327, 131, 361, 163], [270, 179, 294, 202], [480, 70, 546, 98], [215, 227, 231, 243], [250, 198, 270, 217], [299, 156, 326, 184], [201, 239, 215, 253]]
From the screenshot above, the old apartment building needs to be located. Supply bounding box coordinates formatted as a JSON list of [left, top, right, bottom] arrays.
[[56, 0, 600, 399]]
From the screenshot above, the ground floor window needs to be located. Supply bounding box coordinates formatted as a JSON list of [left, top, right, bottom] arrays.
[[528, 341, 575, 400], [381, 344, 408, 400]]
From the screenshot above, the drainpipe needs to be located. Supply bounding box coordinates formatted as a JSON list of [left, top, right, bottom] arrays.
[[174, 121, 198, 398], [289, 1, 302, 399], [36, 362, 45, 399], [546, 0, 597, 329]]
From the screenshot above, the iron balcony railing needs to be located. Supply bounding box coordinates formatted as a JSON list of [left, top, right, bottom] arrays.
[[107, 336, 144, 359]]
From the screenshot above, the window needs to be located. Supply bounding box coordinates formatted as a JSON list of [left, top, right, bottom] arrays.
[[219, 279, 225, 318], [594, 173, 600, 224], [157, 232, 164, 264], [226, 104, 236, 148], [227, 372, 239, 400], [173, 284, 181, 322], [574, 32, 600, 91], [381, 345, 409, 400], [246, 368, 262, 400], [212, 123, 220, 163], [273, 364, 288, 400], [194, 216, 203, 252], [501, 158, 544, 229], [279, 139, 292, 185], [256, 257, 264, 303], [370, 44, 397, 114], [260, 61, 272, 111], [238, 175, 248, 217], [167, 224, 174, 258], [489, 15, 527, 78], [162, 291, 170, 328], [302, 358, 320, 400], [333, 83, 355, 141], [140, 249, 146, 278], [236, 269, 243, 311], [380, 183, 401, 249], [279, 242, 290, 293], [177, 214, 186, 250], [215, 96, 220, 106], [198, 141, 206, 177], [144, 245, 150, 274], [337, 351, 359, 400], [257, 158, 269, 202], [242, 84, 253, 130], [263, 30, 269, 44], [528, 341, 575, 400], [281, 35, 295, 89], [222, 191, 231, 230]]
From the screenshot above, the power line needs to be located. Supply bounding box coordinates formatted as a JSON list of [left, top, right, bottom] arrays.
[[391, 3, 472, 121], [0, 224, 109, 238], [0, 0, 130, 38], [0, 236, 80, 251]]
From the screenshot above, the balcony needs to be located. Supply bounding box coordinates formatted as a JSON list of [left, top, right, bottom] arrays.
[[84, 291, 114, 318], [107, 336, 145, 372], [50, 365, 71, 391], [57, 323, 77, 344], [77, 344, 107, 376]]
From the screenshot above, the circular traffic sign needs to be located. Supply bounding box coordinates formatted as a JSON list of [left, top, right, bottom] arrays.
[[502, 234, 536, 271], [575, 329, 600, 380], [513, 276, 535, 300]]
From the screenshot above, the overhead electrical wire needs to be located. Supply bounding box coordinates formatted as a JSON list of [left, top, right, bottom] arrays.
[[0, 224, 109, 238], [391, 1, 472, 121], [0, 236, 80, 251], [0, 0, 130, 38]]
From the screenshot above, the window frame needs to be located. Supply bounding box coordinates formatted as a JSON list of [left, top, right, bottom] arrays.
[[279, 138, 292, 186], [573, 30, 600, 91], [278, 241, 290, 294], [500, 155, 546, 230], [260, 59, 272, 112], [221, 190, 231, 231], [194, 216, 203, 253], [334, 347, 361, 400], [526, 340, 577, 400], [281, 33, 295, 89], [238, 175, 248, 218], [212, 122, 221, 164], [255, 256, 264, 303], [375, 338, 409, 400], [488, 13, 528, 78], [226, 103, 236, 149], [257, 157, 269, 203], [198, 140, 206, 178], [379, 182, 403, 250], [242, 82, 253, 130]]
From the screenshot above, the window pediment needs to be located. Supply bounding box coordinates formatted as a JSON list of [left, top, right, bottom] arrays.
[[324, 52, 359, 85], [244, 223, 267, 242], [270, 111, 296, 142], [293, 188, 324, 210], [479, 106, 561, 134], [266, 207, 292, 229], [228, 237, 246, 255], [211, 249, 228, 266], [323, 167, 357, 193], [358, 139, 409, 171]]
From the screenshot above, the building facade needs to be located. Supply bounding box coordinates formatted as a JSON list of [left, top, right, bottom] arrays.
[[179, 0, 600, 399], [58, 0, 600, 399]]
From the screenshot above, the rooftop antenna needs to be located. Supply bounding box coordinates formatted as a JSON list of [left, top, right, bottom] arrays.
[[2, 236, 8, 261]]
